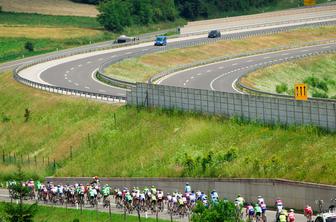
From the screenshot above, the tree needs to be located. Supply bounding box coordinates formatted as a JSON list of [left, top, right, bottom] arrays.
[[192, 200, 236, 222], [97, 0, 132, 32], [4, 167, 38, 222]]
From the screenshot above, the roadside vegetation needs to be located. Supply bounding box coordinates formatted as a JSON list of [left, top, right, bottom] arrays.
[[0, 202, 166, 222], [1, 71, 336, 185], [104, 26, 336, 82], [241, 54, 336, 99], [0, 12, 184, 64]]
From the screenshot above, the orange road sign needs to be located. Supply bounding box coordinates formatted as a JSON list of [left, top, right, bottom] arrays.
[[304, 0, 316, 6], [295, 83, 308, 101]]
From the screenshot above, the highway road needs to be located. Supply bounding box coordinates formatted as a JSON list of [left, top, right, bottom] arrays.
[[157, 42, 336, 93], [0, 188, 309, 222], [6, 3, 336, 100]]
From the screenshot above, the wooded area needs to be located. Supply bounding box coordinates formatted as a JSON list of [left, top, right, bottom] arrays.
[[73, 0, 279, 31]]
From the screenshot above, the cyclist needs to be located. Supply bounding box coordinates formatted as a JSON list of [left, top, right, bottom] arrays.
[[255, 203, 262, 222], [210, 190, 219, 204], [246, 202, 255, 221], [184, 182, 191, 193], [275, 198, 284, 222], [288, 209, 296, 222], [257, 195, 265, 205], [304, 205, 313, 222]]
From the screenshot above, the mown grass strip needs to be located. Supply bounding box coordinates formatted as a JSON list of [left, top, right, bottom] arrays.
[[0, 202, 167, 222], [103, 26, 336, 82]]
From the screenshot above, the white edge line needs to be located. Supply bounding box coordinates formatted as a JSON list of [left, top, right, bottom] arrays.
[[156, 43, 334, 85]]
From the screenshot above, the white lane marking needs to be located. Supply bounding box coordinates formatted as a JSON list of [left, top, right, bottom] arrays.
[[197, 73, 201, 76], [98, 58, 104, 61], [68, 80, 72, 83], [301, 49, 309, 52], [110, 55, 116, 58], [87, 61, 92, 64], [282, 53, 289, 56], [142, 49, 148, 51], [70, 67, 74, 70], [186, 79, 189, 83], [66, 71, 70, 74], [65, 77, 68, 80], [125, 52, 132, 55], [74, 83, 79, 86], [183, 83, 186, 86], [206, 69, 212, 73], [263, 56, 270, 59], [218, 66, 224, 69], [65, 74, 67, 77], [85, 86, 90, 89], [99, 89, 106, 93], [247, 59, 254, 62], [322, 46, 331, 49], [232, 63, 238, 66], [78, 64, 82, 67], [190, 76, 194, 79], [232, 78, 244, 94]]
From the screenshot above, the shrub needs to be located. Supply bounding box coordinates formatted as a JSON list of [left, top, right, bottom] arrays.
[[24, 42, 34, 52], [304, 76, 319, 87], [275, 83, 288, 94], [1, 113, 10, 122], [312, 91, 328, 99], [316, 80, 328, 92]]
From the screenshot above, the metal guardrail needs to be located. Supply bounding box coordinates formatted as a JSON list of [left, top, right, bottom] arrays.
[[97, 20, 336, 89], [235, 48, 336, 102], [180, 14, 336, 36], [149, 38, 336, 83], [14, 62, 126, 103], [14, 17, 336, 103]]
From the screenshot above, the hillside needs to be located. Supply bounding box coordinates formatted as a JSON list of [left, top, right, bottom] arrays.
[[0, 0, 98, 17], [0, 71, 335, 184]]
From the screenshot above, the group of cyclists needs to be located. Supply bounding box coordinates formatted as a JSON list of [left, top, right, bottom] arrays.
[[7, 177, 315, 221]]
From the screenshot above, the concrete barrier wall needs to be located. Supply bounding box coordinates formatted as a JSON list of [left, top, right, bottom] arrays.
[[45, 177, 336, 210], [126, 83, 336, 131]]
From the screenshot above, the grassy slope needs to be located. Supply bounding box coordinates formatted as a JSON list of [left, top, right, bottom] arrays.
[[241, 54, 336, 98], [0, 202, 167, 222], [1, 72, 336, 184], [103, 26, 336, 82], [0, 12, 185, 64]]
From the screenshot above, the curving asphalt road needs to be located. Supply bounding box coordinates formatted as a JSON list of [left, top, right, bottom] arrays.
[[12, 4, 336, 100], [157, 42, 336, 93]]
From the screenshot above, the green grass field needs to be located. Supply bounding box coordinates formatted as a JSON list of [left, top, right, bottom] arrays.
[[1, 71, 336, 184], [0, 12, 185, 64], [103, 26, 336, 82], [241, 54, 336, 99], [0, 202, 167, 222]]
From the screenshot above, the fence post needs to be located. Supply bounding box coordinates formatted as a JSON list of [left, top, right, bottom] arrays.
[[21, 154, 23, 164], [34, 156, 37, 167], [2, 150, 5, 163], [53, 159, 56, 170], [70, 146, 73, 161]]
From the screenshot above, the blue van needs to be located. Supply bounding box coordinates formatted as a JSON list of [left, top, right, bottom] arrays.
[[154, 36, 167, 46]]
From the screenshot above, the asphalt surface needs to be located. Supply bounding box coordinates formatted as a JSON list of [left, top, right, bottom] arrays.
[[0, 189, 308, 222], [4, 3, 336, 99], [158, 43, 336, 93]]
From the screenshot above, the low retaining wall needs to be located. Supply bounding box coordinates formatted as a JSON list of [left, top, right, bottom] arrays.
[[45, 177, 336, 210]]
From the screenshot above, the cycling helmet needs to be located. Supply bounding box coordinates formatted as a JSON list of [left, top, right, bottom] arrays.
[[258, 195, 262, 198], [290, 209, 294, 212]]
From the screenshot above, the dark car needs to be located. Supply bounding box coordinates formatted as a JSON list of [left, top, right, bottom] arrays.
[[208, 30, 221, 38], [115, 35, 136, 44]]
